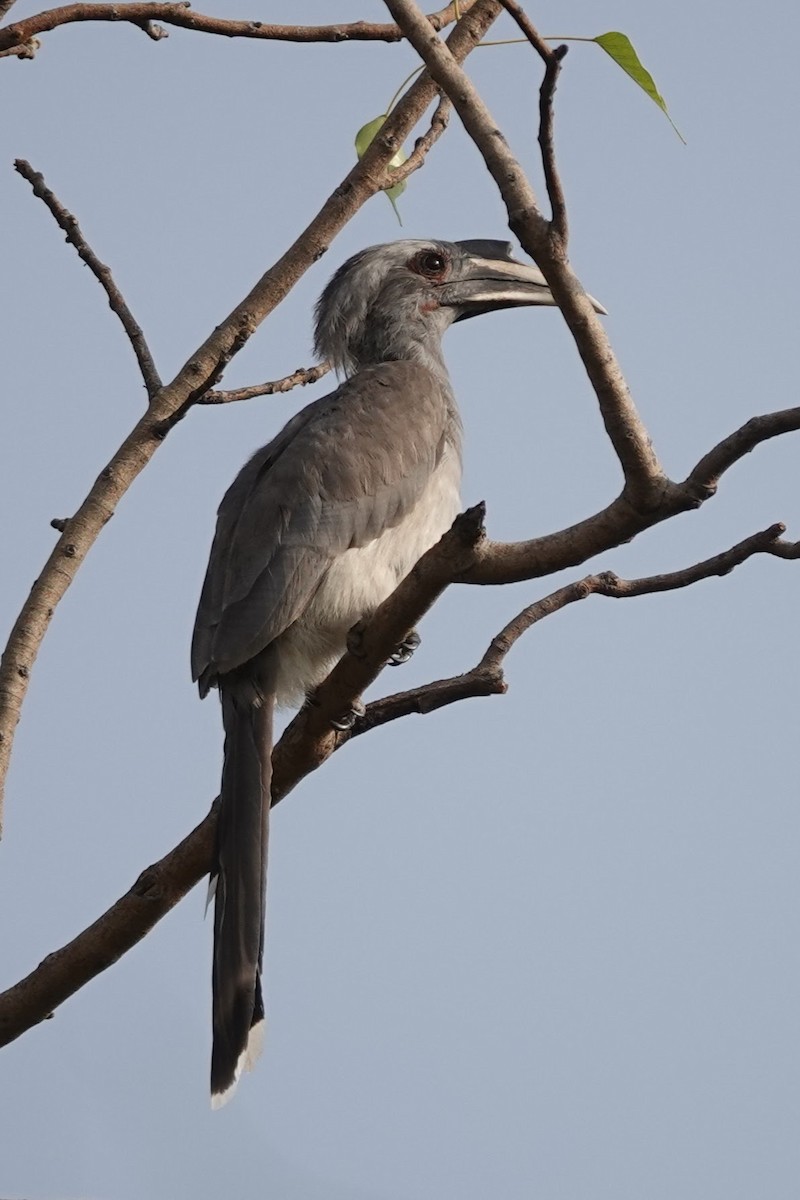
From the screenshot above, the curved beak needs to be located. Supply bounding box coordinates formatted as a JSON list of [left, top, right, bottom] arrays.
[[444, 238, 607, 319]]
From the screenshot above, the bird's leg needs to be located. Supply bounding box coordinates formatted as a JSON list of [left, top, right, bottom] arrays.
[[346, 620, 421, 667]]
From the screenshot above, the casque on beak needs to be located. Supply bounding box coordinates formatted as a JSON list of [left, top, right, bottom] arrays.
[[444, 238, 607, 319]]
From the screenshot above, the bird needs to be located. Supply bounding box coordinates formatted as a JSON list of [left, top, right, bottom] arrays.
[[191, 237, 605, 1106]]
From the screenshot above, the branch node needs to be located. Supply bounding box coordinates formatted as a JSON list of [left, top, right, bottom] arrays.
[[453, 501, 486, 549]]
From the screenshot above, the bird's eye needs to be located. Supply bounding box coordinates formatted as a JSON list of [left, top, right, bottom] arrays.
[[410, 249, 448, 278]]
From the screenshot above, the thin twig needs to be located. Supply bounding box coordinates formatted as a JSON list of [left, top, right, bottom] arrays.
[[0, 0, 503, 834], [2, 517, 795, 1045], [498, 0, 567, 243], [537, 45, 568, 244], [384, 0, 665, 507], [202, 363, 331, 405], [14, 160, 162, 400], [0, 0, 474, 52], [384, 94, 452, 187]]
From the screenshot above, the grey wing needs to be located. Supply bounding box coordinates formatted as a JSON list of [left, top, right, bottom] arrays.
[[191, 361, 458, 693]]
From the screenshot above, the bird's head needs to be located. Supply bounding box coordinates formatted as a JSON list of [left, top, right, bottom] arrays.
[[314, 238, 605, 377]]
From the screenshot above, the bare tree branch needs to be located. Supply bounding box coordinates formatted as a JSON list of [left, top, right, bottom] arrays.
[[384, 0, 666, 508], [0, 0, 19, 22], [3, 517, 795, 1046], [201, 363, 331, 406], [0, 0, 504, 834], [0, 802, 218, 1047], [354, 525, 800, 733], [481, 523, 798, 666], [14, 159, 162, 400], [462, 403, 800, 586], [0, 0, 474, 54]]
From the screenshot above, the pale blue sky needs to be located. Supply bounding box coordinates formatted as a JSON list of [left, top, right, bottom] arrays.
[[2, 2, 799, 1197]]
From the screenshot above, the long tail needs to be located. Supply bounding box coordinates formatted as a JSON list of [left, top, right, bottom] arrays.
[[211, 671, 274, 1108]]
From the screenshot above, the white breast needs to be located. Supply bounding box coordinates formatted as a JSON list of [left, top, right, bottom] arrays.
[[273, 444, 462, 706]]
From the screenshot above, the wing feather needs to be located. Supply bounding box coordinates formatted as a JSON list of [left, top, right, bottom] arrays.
[[192, 361, 456, 690]]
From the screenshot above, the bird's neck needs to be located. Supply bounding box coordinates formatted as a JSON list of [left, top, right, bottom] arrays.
[[354, 330, 451, 388]]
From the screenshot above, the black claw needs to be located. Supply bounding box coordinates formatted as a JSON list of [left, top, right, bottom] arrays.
[[330, 700, 366, 732], [388, 629, 421, 667]]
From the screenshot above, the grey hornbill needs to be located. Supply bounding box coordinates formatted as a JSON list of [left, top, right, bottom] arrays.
[[191, 238, 605, 1105]]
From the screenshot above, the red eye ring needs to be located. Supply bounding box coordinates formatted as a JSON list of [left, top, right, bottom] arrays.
[[409, 249, 448, 279]]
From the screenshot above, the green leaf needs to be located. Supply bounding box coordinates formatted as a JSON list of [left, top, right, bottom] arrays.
[[354, 114, 408, 226], [593, 32, 686, 143]]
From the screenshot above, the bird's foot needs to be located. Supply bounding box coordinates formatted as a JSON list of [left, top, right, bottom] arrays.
[[330, 700, 366, 732], [347, 621, 421, 667], [387, 629, 421, 667], [305, 690, 365, 732]]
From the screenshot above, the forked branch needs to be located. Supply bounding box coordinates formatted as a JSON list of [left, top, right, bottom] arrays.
[[1, 517, 794, 1047]]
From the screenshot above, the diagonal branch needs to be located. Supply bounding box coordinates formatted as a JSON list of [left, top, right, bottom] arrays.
[[2, 518, 795, 1048], [15, 159, 162, 400], [0, 505, 488, 1047], [462, 402, 800, 586], [384, 0, 665, 507], [0, 0, 504, 835], [0, 0, 474, 53], [0, 802, 217, 1047]]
